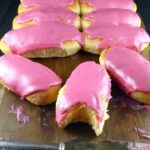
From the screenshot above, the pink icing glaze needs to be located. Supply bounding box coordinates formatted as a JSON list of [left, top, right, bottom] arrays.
[[85, 25, 150, 52], [17, 7, 77, 26], [0, 54, 62, 98], [84, 8, 140, 27], [56, 61, 111, 125], [9, 105, 30, 124], [4, 22, 83, 54], [105, 47, 150, 94], [22, 0, 74, 8], [81, 0, 135, 11]]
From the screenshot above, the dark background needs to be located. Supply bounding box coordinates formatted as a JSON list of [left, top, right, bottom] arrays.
[[0, 0, 150, 38]]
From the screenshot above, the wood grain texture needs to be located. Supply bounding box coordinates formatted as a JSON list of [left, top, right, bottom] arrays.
[[0, 47, 149, 144]]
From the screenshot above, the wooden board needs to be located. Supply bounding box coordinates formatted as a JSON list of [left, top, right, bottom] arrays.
[[0, 47, 149, 145]]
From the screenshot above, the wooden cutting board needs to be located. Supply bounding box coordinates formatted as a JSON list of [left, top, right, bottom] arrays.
[[0, 47, 149, 144]]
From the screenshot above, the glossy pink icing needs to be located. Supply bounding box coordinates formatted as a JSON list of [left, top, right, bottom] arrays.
[[84, 9, 140, 27], [17, 7, 77, 26], [0, 54, 62, 98], [56, 61, 111, 125], [85, 25, 150, 52], [22, 0, 74, 8], [81, 0, 135, 11], [105, 47, 150, 94], [4, 22, 83, 54]]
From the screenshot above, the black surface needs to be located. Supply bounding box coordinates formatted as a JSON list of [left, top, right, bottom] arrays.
[[135, 0, 150, 34], [0, 0, 19, 38], [0, 140, 150, 150]]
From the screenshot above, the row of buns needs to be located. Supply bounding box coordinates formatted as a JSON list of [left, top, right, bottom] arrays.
[[0, 0, 150, 136], [0, 0, 149, 58]]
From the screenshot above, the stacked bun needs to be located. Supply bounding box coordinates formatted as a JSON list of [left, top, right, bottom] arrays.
[[0, 0, 82, 58]]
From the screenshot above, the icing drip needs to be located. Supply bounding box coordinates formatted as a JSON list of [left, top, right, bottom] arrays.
[[9, 105, 30, 124], [0, 54, 62, 98], [56, 61, 111, 125]]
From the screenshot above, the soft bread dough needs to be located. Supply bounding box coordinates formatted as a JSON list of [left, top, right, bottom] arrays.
[[26, 85, 61, 105], [56, 86, 109, 136], [83, 34, 103, 55]]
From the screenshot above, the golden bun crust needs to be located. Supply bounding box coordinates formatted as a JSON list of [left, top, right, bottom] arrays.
[[18, 4, 32, 14], [57, 86, 109, 136], [99, 49, 110, 65], [99, 49, 150, 104], [26, 85, 61, 105], [12, 17, 36, 29], [131, 92, 150, 104], [66, 0, 80, 14], [12, 15, 81, 30], [83, 34, 103, 55], [80, 2, 94, 15], [0, 79, 61, 105], [0, 39, 81, 58], [133, 3, 137, 12], [0, 39, 10, 55], [18, 0, 80, 14], [81, 16, 92, 30]]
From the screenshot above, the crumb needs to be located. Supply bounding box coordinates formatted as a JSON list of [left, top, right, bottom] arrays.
[[134, 128, 150, 140], [9, 105, 30, 124]]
